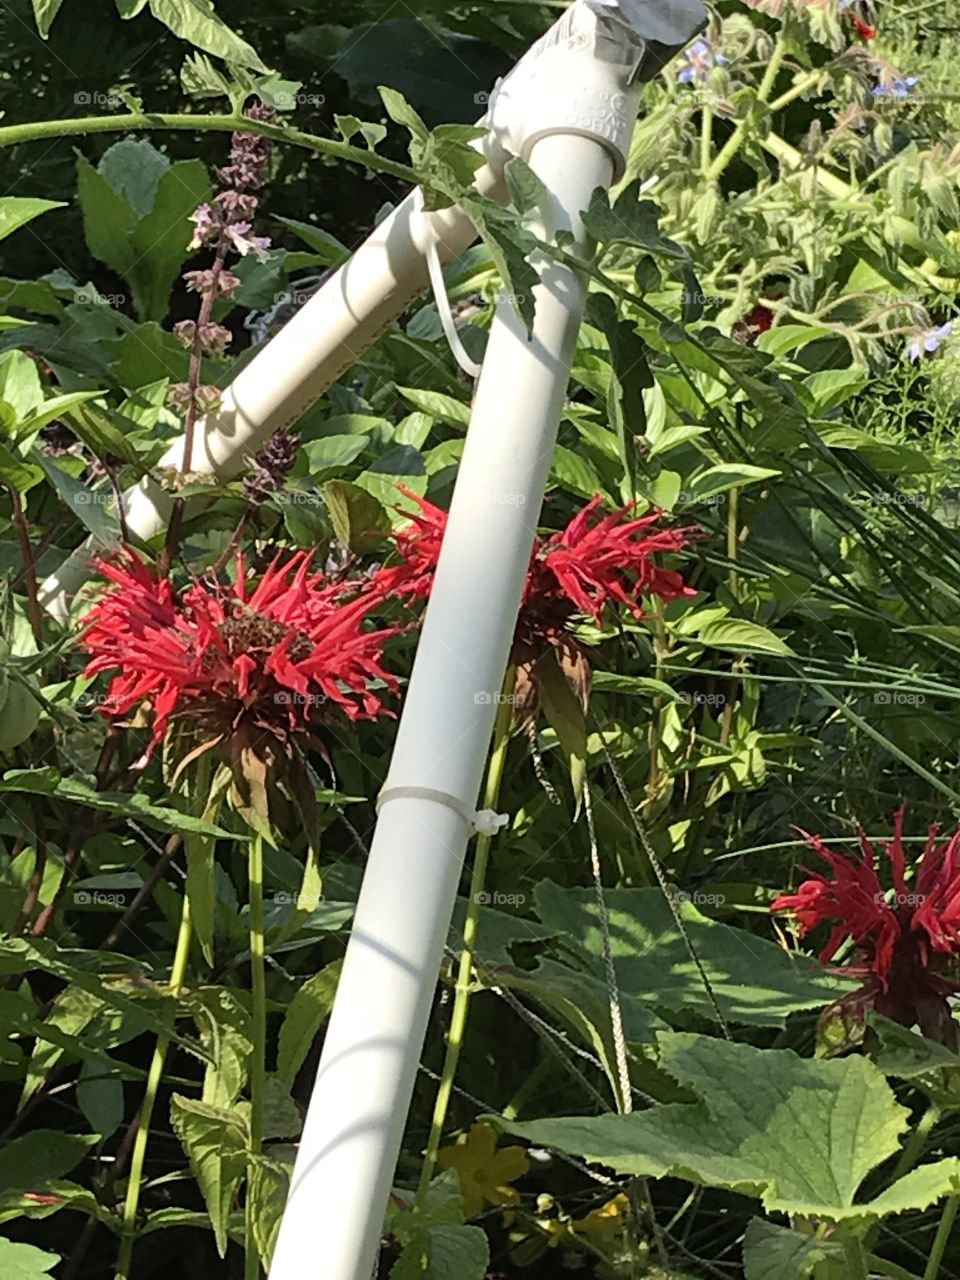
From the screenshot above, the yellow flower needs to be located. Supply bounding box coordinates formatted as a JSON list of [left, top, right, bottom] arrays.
[[437, 1121, 530, 1218], [572, 1193, 630, 1239]]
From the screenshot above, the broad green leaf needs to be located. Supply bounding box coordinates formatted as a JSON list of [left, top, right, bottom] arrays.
[[0, 199, 65, 243], [397, 387, 470, 426], [0, 1237, 60, 1278], [532, 881, 847, 1026], [277, 960, 342, 1088], [549, 445, 602, 499], [76, 156, 138, 281], [496, 1034, 960, 1220], [169, 1095, 248, 1256], [98, 139, 169, 219], [77, 1066, 124, 1141], [687, 465, 780, 502], [0, 1131, 97, 1195], [302, 435, 369, 473], [392, 1223, 490, 1280], [458, 193, 539, 331], [129, 158, 211, 319], [694, 618, 794, 656], [193, 987, 253, 1109], [148, 0, 266, 70], [322, 480, 388, 553], [273, 217, 348, 265], [585, 294, 653, 495], [743, 1219, 839, 1280]]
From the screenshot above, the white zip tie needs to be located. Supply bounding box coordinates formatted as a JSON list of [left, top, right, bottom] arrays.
[[377, 785, 508, 837], [415, 189, 483, 380]]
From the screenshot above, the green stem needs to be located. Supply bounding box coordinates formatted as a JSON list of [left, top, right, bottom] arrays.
[[0, 113, 416, 182], [115, 897, 193, 1280], [704, 36, 787, 182], [699, 103, 714, 177], [868, 1257, 925, 1280], [924, 1195, 960, 1280], [245, 830, 267, 1280], [841, 1233, 871, 1280], [415, 667, 516, 1207]]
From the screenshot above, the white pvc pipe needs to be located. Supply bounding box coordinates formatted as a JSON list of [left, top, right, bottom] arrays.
[[268, 132, 614, 1280], [37, 158, 508, 620]]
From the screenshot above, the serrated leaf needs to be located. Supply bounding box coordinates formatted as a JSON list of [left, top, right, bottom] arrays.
[[277, 960, 342, 1089], [322, 479, 388, 553], [498, 1034, 960, 1220], [582, 183, 686, 258], [148, 0, 266, 69], [248, 1155, 290, 1268], [537, 649, 586, 812], [169, 1095, 248, 1256]]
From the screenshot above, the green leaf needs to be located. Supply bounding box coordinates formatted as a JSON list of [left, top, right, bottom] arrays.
[[537, 649, 586, 812], [322, 480, 388, 554], [585, 294, 652, 495], [185, 765, 232, 966], [396, 388, 470, 426], [37, 457, 122, 544], [0, 351, 44, 420], [504, 157, 548, 218], [582, 183, 686, 258], [687, 464, 780, 502], [532, 881, 846, 1027], [0, 770, 240, 838], [128, 158, 211, 319], [0, 444, 43, 496], [743, 1219, 840, 1280], [0, 1131, 97, 1195], [0, 198, 65, 243], [458, 193, 539, 331], [496, 1034, 960, 1220], [0, 1237, 60, 1278], [248, 1155, 290, 1269], [169, 1095, 248, 1256], [549, 445, 602, 498], [392, 1223, 490, 1280], [277, 960, 342, 1089], [694, 618, 794, 656], [180, 51, 233, 99], [148, 0, 266, 69], [77, 1067, 125, 1141]]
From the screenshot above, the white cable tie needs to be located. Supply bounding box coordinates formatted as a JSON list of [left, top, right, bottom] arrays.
[[415, 190, 483, 380], [377, 786, 508, 837]]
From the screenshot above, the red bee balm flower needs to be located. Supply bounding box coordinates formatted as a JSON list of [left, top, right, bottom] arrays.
[[772, 810, 960, 1045], [80, 550, 399, 761], [371, 493, 695, 717]]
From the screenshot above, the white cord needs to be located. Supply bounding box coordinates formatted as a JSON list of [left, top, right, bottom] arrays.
[[415, 190, 483, 380]]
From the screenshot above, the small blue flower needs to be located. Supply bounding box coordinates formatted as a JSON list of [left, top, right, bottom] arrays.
[[677, 38, 729, 84], [907, 321, 953, 362], [873, 74, 920, 98]]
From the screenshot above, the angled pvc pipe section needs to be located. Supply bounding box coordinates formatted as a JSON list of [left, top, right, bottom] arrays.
[[268, 131, 615, 1280], [37, 155, 508, 620]]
